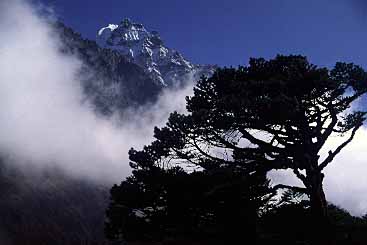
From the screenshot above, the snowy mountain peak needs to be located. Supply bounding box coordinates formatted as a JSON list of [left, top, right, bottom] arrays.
[[97, 18, 161, 57], [96, 19, 214, 87]]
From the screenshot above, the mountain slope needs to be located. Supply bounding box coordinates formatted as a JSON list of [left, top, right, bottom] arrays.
[[55, 22, 162, 116], [56, 20, 214, 116], [0, 159, 110, 245]]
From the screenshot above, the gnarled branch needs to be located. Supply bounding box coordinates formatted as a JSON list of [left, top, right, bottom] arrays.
[[318, 122, 362, 171]]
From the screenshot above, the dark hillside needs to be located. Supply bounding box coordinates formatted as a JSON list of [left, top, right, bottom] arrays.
[[0, 158, 110, 245]]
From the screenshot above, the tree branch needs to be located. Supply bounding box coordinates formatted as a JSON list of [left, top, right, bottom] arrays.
[[293, 168, 308, 187], [318, 122, 362, 170], [316, 102, 338, 150], [239, 128, 286, 154]]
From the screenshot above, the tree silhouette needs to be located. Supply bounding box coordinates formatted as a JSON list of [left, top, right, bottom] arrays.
[[186, 55, 367, 242], [105, 164, 273, 243], [107, 55, 367, 244], [105, 160, 273, 243]]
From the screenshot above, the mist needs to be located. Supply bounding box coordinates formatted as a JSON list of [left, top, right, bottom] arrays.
[[0, 0, 192, 183]]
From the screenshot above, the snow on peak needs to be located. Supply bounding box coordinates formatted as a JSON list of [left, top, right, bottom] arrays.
[[97, 18, 158, 54], [96, 18, 213, 87], [97, 24, 118, 36]]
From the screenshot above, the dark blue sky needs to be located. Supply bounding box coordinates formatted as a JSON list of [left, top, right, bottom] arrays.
[[41, 0, 367, 67]]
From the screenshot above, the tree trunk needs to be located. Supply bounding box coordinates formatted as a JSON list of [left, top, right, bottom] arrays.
[[307, 171, 331, 245]]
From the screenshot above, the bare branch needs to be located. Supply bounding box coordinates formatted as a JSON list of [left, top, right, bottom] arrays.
[[293, 168, 308, 187], [190, 136, 228, 164], [239, 128, 286, 154], [318, 122, 362, 170]]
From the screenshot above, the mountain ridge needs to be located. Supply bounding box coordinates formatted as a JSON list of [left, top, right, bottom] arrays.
[[96, 18, 215, 87]]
